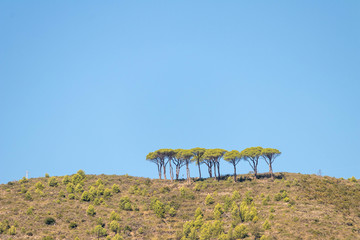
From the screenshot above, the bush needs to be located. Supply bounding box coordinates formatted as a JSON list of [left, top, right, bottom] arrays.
[[194, 207, 204, 218], [151, 199, 165, 218], [110, 210, 120, 221], [69, 222, 78, 229], [263, 219, 271, 230], [214, 203, 224, 219], [35, 182, 44, 190], [93, 225, 107, 238], [81, 191, 92, 202], [112, 234, 124, 240], [72, 174, 84, 185], [44, 217, 56, 225], [119, 196, 132, 211], [45, 173, 50, 178], [234, 224, 248, 239], [19, 176, 28, 184], [8, 226, 16, 235], [25, 192, 32, 201], [87, 205, 96, 216], [104, 188, 112, 197], [349, 176, 357, 182], [48, 177, 58, 187], [169, 207, 177, 217], [112, 184, 120, 193], [62, 175, 71, 185], [66, 183, 75, 193], [42, 237, 54, 240], [110, 220, 120, 233], [26, 206, 34, 215], [75, 183, 84, 193], [205, 194, 215, 205], [68, 194, 75, 200], [77, 169, 86, 179]]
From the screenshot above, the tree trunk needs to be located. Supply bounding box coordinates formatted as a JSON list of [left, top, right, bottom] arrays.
[[169, 160, 174, 182], [197, 160, 202, 179], [163, 164, 167, 180], [269, 163, 273, 178], [217, 162, 220, 181], [186, 162, 190, 185], [233, 164, 237, 182], [208, 164, 212, 178], [176, 165, 180, 180], [213, 163, 217, 179], [158, 164, 162, 180]]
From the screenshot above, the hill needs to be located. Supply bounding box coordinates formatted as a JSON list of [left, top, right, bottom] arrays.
[[0, 172, 359, 240]]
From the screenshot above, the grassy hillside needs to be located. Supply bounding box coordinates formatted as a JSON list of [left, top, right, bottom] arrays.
[[0, 171, 359, 240]]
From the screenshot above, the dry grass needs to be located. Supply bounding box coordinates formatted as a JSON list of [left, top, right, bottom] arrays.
[[0, 172, 359, 239]]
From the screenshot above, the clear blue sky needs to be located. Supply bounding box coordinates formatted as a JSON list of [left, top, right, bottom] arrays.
[[1, 1, 359, 183]]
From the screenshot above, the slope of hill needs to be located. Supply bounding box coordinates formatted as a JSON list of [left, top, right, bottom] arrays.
[[0, 172, 359, 240]]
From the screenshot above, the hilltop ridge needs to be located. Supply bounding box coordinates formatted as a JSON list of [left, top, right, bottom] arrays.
[[0, 172, 359, 240]]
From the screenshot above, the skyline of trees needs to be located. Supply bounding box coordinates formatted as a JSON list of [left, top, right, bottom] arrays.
[[146, 147, 281, 183]]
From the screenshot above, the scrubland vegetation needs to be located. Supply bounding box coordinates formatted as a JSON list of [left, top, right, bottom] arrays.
[[0, 170, 359, 240]]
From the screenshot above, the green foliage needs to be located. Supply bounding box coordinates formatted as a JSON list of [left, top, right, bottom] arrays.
[[62, 175, 71, 185], [19, 176, 28, 184], [75, 183, 84, 193], [232, 190, 241, 200], [110, 220, 120, 233], [81, 191, 92, 202], [42, 236, 54, 240], [233, 224, 248, 239], [205, 194, 214, 205], [214, 203, 224, 219], [77, 170, 86, 179], [150, 198, 165, 218], [48, 177, 58, 187], [263, 219, 271, 230], [112, 184, 120, 193], [112, 234, 124, 240], [68, 194, 75, 200], [44, 217, 56, 225], [8, 226, 16, 235], [93, 225, 107, 238], [66, 183, 75, 193], [348, 176, 357, 182], [110, 210, 120, 221], [25, 192, 33, 201], [69, 222, 78, 229], [71, 174, 84, 185], [87, 205, 96, 216], [194, 207, 203, 218], [169, 207, 177, 217], [20, 185, 27, 193], [35, 181, 44, 190], [96, 217, 105, 227], [45, 173, 50, 178], [26, 206, 34, 215], [243, 191, 253, 204], [119, 196, 133, 211]]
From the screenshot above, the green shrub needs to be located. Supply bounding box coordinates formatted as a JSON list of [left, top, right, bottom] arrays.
[[93, 225, 107, 238], [77, 169, 86, 179], [110, 210, 120, 221], [112, 184, 120, 193], [66, 183, 75, 193], [263, 219, 271, 230], [44, 217, 56, 225], [8, 226, 16, 235], [194, 207, 203, 218], [349, 176, 357, 182], [232, 190, 241, 200], [119, 196, 132, 211], [42, 236, 54, 240], [138, 227, 144, 234], [87, 205, 96, 216], [45, 173, 50, 178], [62, 175, 71, 185], [26, 206, 34, 215], [104, 188, 112, 197], [112, 234, 123, 240], [205, 194, 215, 205], [35, 182, 44, 190], [20, 185, 27, 193], [110, 220, 120, 233], [75, 183, 84, 193], [214, 203, 224, 219], [233, 224, 248, 239], [25, 192, 33, 201], [81, 191, 92, 202], [48, 177, 58, 187], [151, 199, 165, 218], [69, 222, 78, 229], [95, 178, 103, 186], [72, 174, 84, 185], [68, 194, 75, 200], [19, 176, 28, 184], [169, 207, 176, 217]]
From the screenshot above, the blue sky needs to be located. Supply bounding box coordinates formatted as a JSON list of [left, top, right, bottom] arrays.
[[0, 1, 359, 183]]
